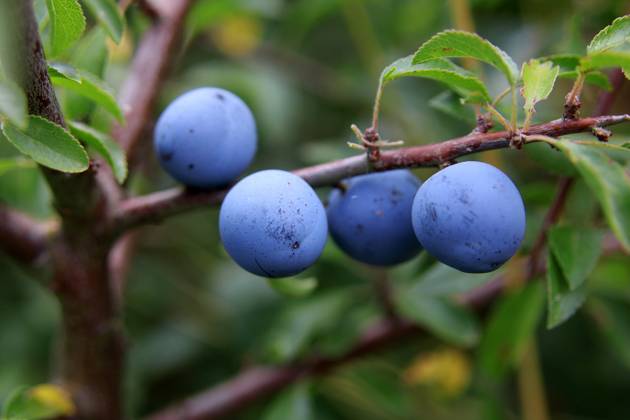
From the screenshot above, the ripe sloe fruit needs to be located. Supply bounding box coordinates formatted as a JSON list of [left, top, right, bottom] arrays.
[[219, 170, 328, 277], [411, 161, 525, 273], [327, 170, 422, 266], [154, 87, 257, 189]]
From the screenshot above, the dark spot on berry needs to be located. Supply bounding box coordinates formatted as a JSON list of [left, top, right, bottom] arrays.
[[216, 93, 225, 101], [292, 241, 300, 249], [188, 163, 195, 170], [161, 152, 174, 162], [189, 128, 195, 134]]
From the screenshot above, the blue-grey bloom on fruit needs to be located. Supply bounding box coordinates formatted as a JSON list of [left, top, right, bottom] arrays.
[[154, 87, 257, 188], [327, 170, 422, 266], [411, 161, 525, 273], [219, 170, 328, 277]]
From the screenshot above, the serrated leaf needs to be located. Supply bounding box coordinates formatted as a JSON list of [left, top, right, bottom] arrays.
[[395, 292, 479, 347], [49, 64, 124, 122], [0, 157, 36, 176], [580, 50, 630, 74], [477, 282, 544, 379], [267, 276, 317, 298], [1, 116, 88, 173], [413, 30, 519, 85], [68, 121, 127, 183], [537, 138, 630, 252], [381, 56, 491, 103], [548, 226, 603, 290], [521, 59, 559, 114], [588, 15, 630, 54], [547, 252, 587, 329], [262, 383, 314, 420], [0, 80, 27, 128], [82, 0, 124, 43], [2, 384, 75, 419], [46, 0, 86, 57]]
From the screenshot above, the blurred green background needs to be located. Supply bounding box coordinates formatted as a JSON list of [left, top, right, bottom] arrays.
[[2, 0, 630, 418]]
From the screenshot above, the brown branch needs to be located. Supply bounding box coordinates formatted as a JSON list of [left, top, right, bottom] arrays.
[[111, 0, 194, 166], [146, 230, 627, 420], [145, 318, 420, 420], [107, 114, 630, 237], [0, 205, 50, 264]]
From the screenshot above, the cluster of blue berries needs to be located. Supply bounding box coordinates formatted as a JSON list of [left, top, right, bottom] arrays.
[[154, 88, 526, 278]]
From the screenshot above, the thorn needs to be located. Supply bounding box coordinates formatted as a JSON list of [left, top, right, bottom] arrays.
[[592, 126, 612, 142], [438, 160, 456, 169], [509, 132, 526, 150]]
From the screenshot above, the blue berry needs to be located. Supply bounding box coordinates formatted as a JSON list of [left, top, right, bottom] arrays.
[[154, 87, 257, 189], [219, 170, 328, 277], [411, 161, 525, 273], [327, 170, 422, 266]]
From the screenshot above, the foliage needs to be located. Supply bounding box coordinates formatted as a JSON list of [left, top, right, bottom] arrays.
[[1, 1, 630, 420]]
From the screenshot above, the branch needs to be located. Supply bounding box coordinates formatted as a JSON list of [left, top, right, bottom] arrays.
[[108, 114, 630, 237], [145, 318, 420, 420], [111, 0, 194, 166], [0, 205, 50, 264]]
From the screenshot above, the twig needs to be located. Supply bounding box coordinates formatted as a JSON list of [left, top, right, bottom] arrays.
[[107, 114, 630, 237], [145, 233, 626, 420], [111, 0, 194, 168], [0, 205, 50, 264]]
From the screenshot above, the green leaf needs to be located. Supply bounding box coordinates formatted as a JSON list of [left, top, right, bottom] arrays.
[[521, 59, 559, 114], [267, 276, 317, 298], [264, 291, 352, 362], [262, 383, 314, 420], [48, 64, 124, 123], [587, 15, 630, 54], [580, 50, 630, 74], [548, 226, 603, 290], [2, 384, 75, 419], [477, 282, 544, 379], [428, 90, 476, 122], [541, 54, 612, 90], [547, 252, 588, 329], [68, 121, 127, 183], [587, 296, 630, 370], [405, 263, 496, 297], [1, 116, 88, 173], [413, 30, 519, 85], [46, 0, 86, 57], [538, 138, 630, 252], [0, 157, 36, 176], [395, 291, 479, 347], [0, 80, 27, 128], [82, 0, 124, 43], [381, 56, 491, 103]]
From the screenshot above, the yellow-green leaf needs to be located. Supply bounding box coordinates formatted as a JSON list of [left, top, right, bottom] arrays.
[[1, 116, 89, 173], [588, 15, 630, 54], [521, 59, 559, 114], [413, 30, 518, 85], [2, 384, 76, 419]]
